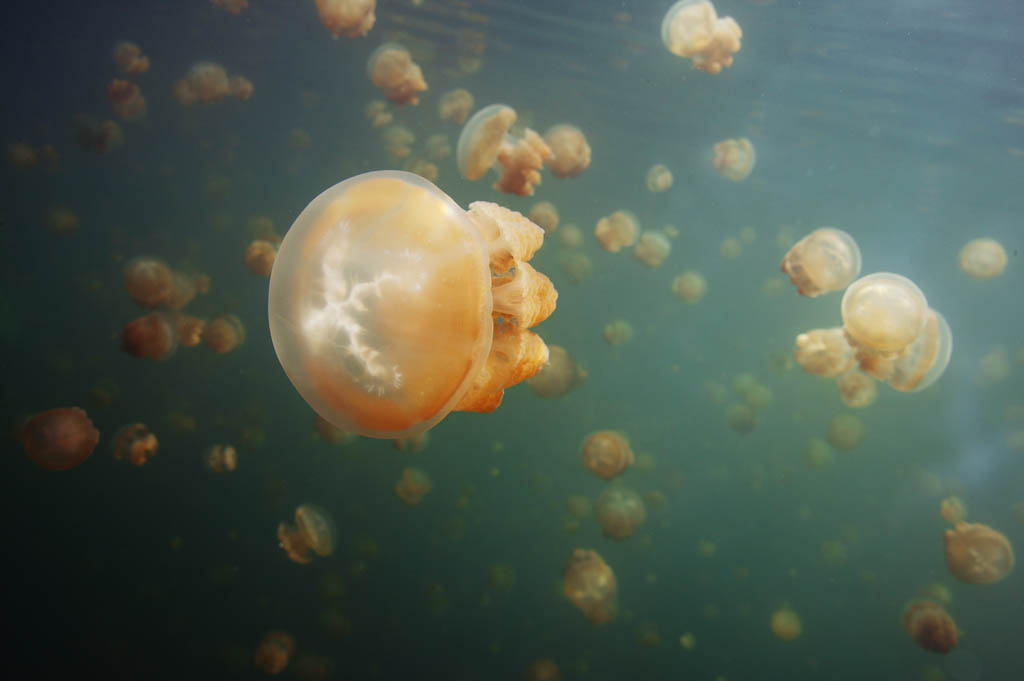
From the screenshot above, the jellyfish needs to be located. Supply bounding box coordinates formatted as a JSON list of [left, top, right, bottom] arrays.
[[794, 328, 855, 377], [106, 79, 147, 121], [175, 314, 205, 347], [719, 236, 743, 258], [381, 125, 415, 158], [527, 345, 586, 398], [314, 0, 376, 39], [46, 207, 79, 234], [524, 658, 561, 681], [725, 403, 756, 434], [837, 371, 877, 408], [743, 382, 773, 410], [423, 133, 452, 161], [645, 164, 673, 192], [887, 309, 953, 392], [313, 413, 356, 445], [770, 606, 802, 641], [456, 104, 552, 196], [581, 431, 634, 480], [594, 210, 639, 253], [827, 412, 864, 451], [111, 423, 158, 466], [566, 495, 592, 519], [672, 271, 707, 303], [602, 319, 633, 347], [212, 0, 248, 14], [73, 114, 124, 154], [939, 497, 967, 525], [122, 312, 178, 360], [112, 41, 150, 75], [267, 170, 557, 438], [804, 438, 833, 470], [487, 563, 517, 591], [438, 88, 473, 124], [167, 269, 209, 311], [394, 467, 433, 505], [711, 137, 756, 181], [173, 62, 230, 104], [644, 490, 668, 511], [543, 124, 591, 178], [918, 582, 953, 607], [229, 75, 254, 100], [820, 540, 848, 566], [205, 444, 238, 472], [903, 601, 957, 653], [944, 521, 1014, 584], [780, 228, 862, 297], [595, 487, 646, 540], [6, 141, 38, 169], [528, 201, 559, 234], [696, 539, 716, 558], [202, 314, 245, 353], [278, 504, 336, 564], [958, 238, 1007, 279], [633, 231, 672, 268], [563, 548, 618, 624], [405, 158, 438, 182], [557, 224, 583, 249], [661, 0, 742, 74], [559, 252, 593, 283], [253, 630, 295, 674], [977, 346, 1011, 386], [365, 100, 392, 127], [22, 407, 99, 471], [367, 43, 427, 106], [841, 273, 929, 379], [245, 240, 277, 276]]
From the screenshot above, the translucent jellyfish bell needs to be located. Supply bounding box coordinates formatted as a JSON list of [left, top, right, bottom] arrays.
[[841, 273, 928, 355], [780, 228, 862, 297], [457, 104, 516, 181], [888, 309, 953, 392]]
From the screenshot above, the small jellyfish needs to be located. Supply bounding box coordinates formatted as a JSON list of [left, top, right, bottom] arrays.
[[939, 496, 967, 525], [456, 104, 552, 196], [122, 312, 178, 360], [487, 563, 517, 591], [543, 124, 591, 178], [594, 210, 639, 253], [743, 382, 773, 410], [836, 371, 877, 408], [594, 487, 646, 540], [770, 606, 802, 641], [827, 412, 864, 451], [205, 444, 238, 472], [528, 201, 559, 234], [287, 127, 312, 151], [944, 521, 1014, 584], [313, 413, 356, 445], [557, 223, 583, 249], [903, 601, 957, 653], [819, 540, 848, 566], [112, 41, 150, 75], [438, 88, 473, 124], [645, 164, 674, 192], [711, 137, 756, 181], [423, 133, 452, 161], [841, 273, 928, 357], [395, 467, 432, 505], [725, 403, 756, 434], [602, 319, 633, 347], [111, 423, 158, 466], [212, 0, 249, 14], [73, 114, 124, 154], [245, 240, 277, 276], [366, 43, 427, 106], [314, 0, 376, 39], [229, 75, 254, 100], [253, 630, 295, 674], [780, 228, 862, 297], [672, 271, 707, 303], [46, 207, 80, 234], [559, 252, 593, 283], [804, 438, 833, 470], [580, 431, 634, 480], [365, 99, 392, 127], [977, 346, 1011, 386], [173, 62, 230, 104], [381, 125, 415, 158], [6, 141, 38, 169], [633, 231, 672, 268], [22, 407, 100, 471], [278, 503, 336, 564], [405, 158, 438, 182], [524, 658, 562, 681], [563, 548, 618, 624], [202, 314, 245, 353], [958, 238, 1007, 279], [887, 309, 953, 392], [106, 79, 147, 121], [527, 345, 587, 398], [661, 0, 742, 74], [567, 495, 592, 519], [719, 236, 743, 258], [696, 539, 716, 558], [794, 328, 855, 377]]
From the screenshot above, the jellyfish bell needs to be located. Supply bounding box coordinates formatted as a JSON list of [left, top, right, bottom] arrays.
[[543, 124, 591, 178], [903, 601, 957, 653], [580, 430, 634, 480], [122, 312, 178, 360], [794, 327, 855, 377], [842, 273, 928, 357], [944, 521, 1014, 584], [111, 423, 159, 466], [888, 309, 952, 392], [296, 503, 336, 557], [711, 137, 755, 180], [563, 548, 618, 624], [366, 43, 427, 106], [22, 407, 100, 471], [315, 0, 376, 39], [661, 0, 742, 74], [595, 487, 646, 540], [457, 104, 552, 196], [780, 228, 862, 297], [958, 237, 1007, 279]]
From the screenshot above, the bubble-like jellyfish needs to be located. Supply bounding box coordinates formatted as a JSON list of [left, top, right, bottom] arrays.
[[563, 548, 618, 624], [595, 487, 646, 540], [113, 41, 150, 75], [123, 258, 174, 308], [794, 328, 855, 377], [958, 238, 1007, 279], [645, 164, 673, 193], [903, 601, 957, 653], [581, 431, 634, 480], [804, 438, 833, 470], [367, 43, 427, 106], [202, 314, 245, 354], [405, 158, 438, 182], [245, 240, 277, 276], [205, 444, 237, 472], [841, 273, 931, 380], [743, 382, 773, 410], [278, 504, 336, 564], [439, 88, 473, 124], [633, 231, 671, 268], [267, 171, 557, 438], [711, 137, 756, 181], [837, 371, 877, 408], [770, 606, 802, 641], [885, 308, 953, 392], [672, 271, 707, 303], [944, 521, 1014, 584], [559, 252, 593, 283], [602, 319, 633, 347], [827, 412, 864, 451], [661, 0, 742, 74], [111, 423, 158, 466], [524, 658, 561, 681], [780, 228, 862, 297], [173, 62, 229, 104], [594, 210, 639, 253], [106, 79, 147, 121], [253, 630, 295, 675], [22, 407, 100, 471], [939, 496, 967, 525], [528, 201, 559, 234], [543, 124, 591, 178], [122, 312, 178, 360], [314, 0, 376, 39], [395, 467, 432, 505], [457, 104, 552, 196], [527, 345, 586, 398]]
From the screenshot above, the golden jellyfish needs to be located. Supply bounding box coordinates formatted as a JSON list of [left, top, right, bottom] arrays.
[[395, 467, 432, 505], [524, 658, 561, 681], [245, 240, 277, 276], [205, 444, 238, 472], [527, 345, 587, 398], [826, 412, 864, 451], [696, 539, 716, 558], [595, 487, 646, 540], [743, 382, 773, 410], [559, 252, 593, 283], [202, 314, 245, 354], [366, 43, 427, 106], [457, 104, 553, 196], [173, 62, 229, 104], [661, 0, 742, 74], [672, 270, 707, 303], [580, 431, 634, 480], [719, 236, 742, 258], [543, 124, 591, 178], [794, 327, 855, 377], [633, 231, 672, 268], [842, 273, 927, 357], [229, 75, 253, 100], [977, 346, 1011, 386], [602, 319, 633, 347], [405, 158, 438, 182], [381, 125, 415, 158], [528, 201, 559, 234], [563, 548, 618, 624], [278, 504, 337, 564], [903, 601, 957, 653], [958, 237, 1007, 279], [888, 309, 953, 392], [73, 114, 124, 154], [819, 539, 848, 566], [943, 521, 1014, 584], [106, 79, 147, 121], [112, 41, 150, 75], [725, 403, 756, 434], [423, 133, 452, 161], [645, 164, 674, 192], [711, 137, 756, 181], [939, 496, 967, 525], [314, 0, 376, 39], [22, 407, 99, 471], [253, 630, 295, 675], [267, 171, 557, 438], [919, 582, 953, 607], [212, 0, 249, 15], [645, 489, 668, 511], [770, 606, 802, 641], [594, 210, 639, 253], [122, 312, 178, 360], [6, 141, 38, 169], [46, 207, 80, 234], [557, 223, 583, 249], [780, 227, 862, 297], [175, 314, 205, 347], [837, 371, 877, 408], [635, 621, 662, 648], [439, 88, 474, 124], [365, 100, 392, 127], [111, 423, 158, 466]]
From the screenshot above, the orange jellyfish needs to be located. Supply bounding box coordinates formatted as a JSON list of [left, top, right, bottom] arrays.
[[887, 309, 953, 392], [944, 521, 1014, 584], [770, 606, 803, 641], [314, 0, 376, 39], [253, 630, 295, 674], [939, 496, 967, 525], [563, 548, 618, 624], [836, 371, 877, 408], [645, 164, 673, 192], [456, 104, 552, 196], [245, 240, 277, 276], [780, 228, 862, 297], [106, 79, 147, 121], [672, 270, 707, 303], [212, 0, 249, 14], [594, 210, 639, 253], [175, 314, 205, 347], [267, 170, 557, 438], [794, 327, 855, 377], [543, 124, 591, 178], [278, 504, 336, 564], [111, 423, 158, 466], [202, 314, 245, 353], [602, 319, 633, 347], [439, 88, 474, 124], [381, 125, 415, 158], [395, 467, 432, 505], [424, 133, 452, 161], [841, 273, 928, 380], [22, 407, 100, 471], [365, 100, 392, 127], [661, 0, 742, 74], [205, 444, 238, 472], [366, 43, 427, 106], [112, 41, 150, 75], [122, 312, 178, 360], [526, 345, 587, 398], [405, 158, 438, 182], [229, 75, 254, 101], [580, 431, 634, 480], [958, 238, 1007, 279], [595, 487, 646, 540], [528, 201, 559, 234], [633, 231, 672, 268], [903, 601, 957, 653], [557, 224, 583, 249], [172, 62, 246, 105], [524, 658, 562, 681], [711, 137, 756, 181], [827, 412, 864, 451]]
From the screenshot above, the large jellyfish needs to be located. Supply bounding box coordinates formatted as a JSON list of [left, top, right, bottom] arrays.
[[22, 407, 100, 471], [661, 0, 742, 74], [366, 43, 427, 106], [944, 521, 1014, 584], [457, 104, 552, 196], [267, 171, 557, 438], [780, 228, 862, 297], [563, 548, 618, 624]]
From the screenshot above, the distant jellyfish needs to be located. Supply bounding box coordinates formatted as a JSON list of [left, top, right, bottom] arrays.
[[580, 431, 634, 480], [803, 438, 833, 470], [602, 319, 633, 347], [794, 328, 855, 377], [112, 41, 150, 75], [313, 414, 356, 446], [6, 141, 38, 169], [633, 231, 672, 268], [381, 125, 415, 158], [903, 601, 957, 653], [770, 606, 802, 641], [594, 210, 639, 253], [977, 346, 1011, 386], [175, 314, 205, 347], [287, 127, 312, 151], [457, 104, 552, 196], [672, 270, 707, 303], [487, 563, 517, 591], [557, 223, 583, 249], [543, 124, 591, 178], [106, 79, 147, 121], [696, 539, 716, 558], [253, 630, 295, 674], [278, 503, 336, 564], [918, 582, 953, 607], [887, 309, 953, 392], [820, 540, 848, 566], [122, 312, 178, 360], [559, 252, 593, 283], [711, 137, 756, 180], [837, 371, 877, 408], [645, 164, 673, 192], [439, 88, 474, 124], [739, 225, 756, 244], [22, 407, 99, 471], [563, 548, 618, 624], [595, 487, 646, 540], [661, 0, 742, 74], [314, 0, 376, 38], [175, 62, 230, 104], [528, 201, 559, 234], [743, 382, 773, 410], [719, 236, 743, 258], [73, 114, 124, 154], [212, 0, 249, 14], [644, 490, 668, 512], [780, 228, 862, 297], [566, 495, 591, 519], [205, 444, 238, 472], [524, 658, 562, 681], [527, 345, 586, 398], [202, 314, 245, 353], [725, 403, 756, 434], [827, 412, 864, 451], [944, 521, 1014, 584], [111, 423, 158, 466], [46, 207, 80, 234], [365, 100, 392, 127], [958, 238, 1007, 279], [229, 75, 253, 100], [245, 240, 277, 276], [423, 133, 452, 161], [405, 158, 438, 182], [395, 467, 432, 505], [939, 496, 967, 525], [367, 43, 427, 106]]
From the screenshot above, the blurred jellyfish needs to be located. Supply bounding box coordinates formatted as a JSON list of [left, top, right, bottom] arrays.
[[365, 100, 392, 127], [696, 539, 716, 558], [559, 252, 593, 283], [229, 75, 254, 100], [661, 0, 742, 74], [594, 210, 639, 253], [202, 314, 245, 354], [106, 79, 147, 121], [976, 346, 1010, 386], [557, 223, 583, 249], [205, 444, 237, 472], [395, 467, 432, 505], [122, 312, 178, 360], [123, 257, 173, 308], [939, 496, 967, 525], [405, 158, 439, 182], [112, 41, 150, 75], [837, 371, 877, 408], [245, 240, 278, 276], [780, 228, 862, 297], [819, 540, 848, 566], [679, 632, 696, 650], [457, 104, 552, 196], [725, 403, 756, 434], [175, 314, 205, 347], [6, 141, 38, 169], [903, 601, 957, 653], [278, 504, 336, 564], [887, 309, 953, 392], [711, 138, 756, 180], [720, 236, 743, 258], [313, 413, 355, 445], [803, 438, 833, 470], [794, 328, 855, 377], [645, 164, 673, 192], [212, 0, 249, 14], [22, 407, 99, 471], [826, 412, 864, 451], [524, 658, 561, 681], [111, 423, 158, 466], [633, 231, 672, 268], [423, 133, 452, 161], [635, 621, 662, 648], [918, 582, 953, 607], [439, 88, 473, 124], [595, 487, 646, 540], [672, 271, 707, 303], [527, 345, 586, 398], [528, 201, 559, 234], [742, 382, 773, 410], [487, 563, 517, 591], [563, 548, 618, 624], [314, 0, 376, 38], [381, 125, 415, 158], [944, 521, 1014, 584], [287, 128, 312, 151], [958, 238, 1007, 279], [580, 431, 634, 480], [602, 319, 633, 347], [45, 207, 79, 234], [543, 124, 591, 178], [770, 606, 802, 641], [567, 495, 592, 519], [367, 43, 427, 106], [253, 630, 295, 674], [73, 114, 124, 153]]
